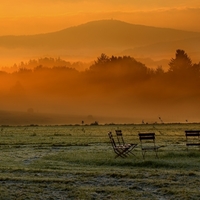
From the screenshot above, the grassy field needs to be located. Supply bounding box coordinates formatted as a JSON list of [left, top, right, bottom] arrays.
[[0, 123, 200, 199]]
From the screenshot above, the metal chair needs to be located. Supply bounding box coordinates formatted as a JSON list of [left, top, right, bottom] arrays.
[[115, 130, 137, 157], [108, 132, 136, 158], [138, 132, 160, 159]]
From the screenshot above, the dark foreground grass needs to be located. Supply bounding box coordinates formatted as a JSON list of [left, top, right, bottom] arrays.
[[0, 124, 200, 199]]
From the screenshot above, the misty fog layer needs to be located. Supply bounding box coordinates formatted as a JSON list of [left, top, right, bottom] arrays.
[[0, 49, 200, 124]]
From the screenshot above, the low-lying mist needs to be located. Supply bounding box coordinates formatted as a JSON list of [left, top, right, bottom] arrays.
[[0, 50, 200, 125]]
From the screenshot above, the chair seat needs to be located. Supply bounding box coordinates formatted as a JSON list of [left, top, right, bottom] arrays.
[[142, 146, 160, 150], [124, 143, 137, 147]]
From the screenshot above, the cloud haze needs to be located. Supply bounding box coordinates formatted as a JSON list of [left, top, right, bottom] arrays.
[[0, 1, 200, 35]]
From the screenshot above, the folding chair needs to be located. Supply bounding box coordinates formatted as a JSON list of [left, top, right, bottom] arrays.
[[108, 132, 134, 158], [138, 132, 160, 159], [115, 130, 137, 157]]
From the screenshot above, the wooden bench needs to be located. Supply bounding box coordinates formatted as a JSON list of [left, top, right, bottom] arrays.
[[185, 130, 200, 150]]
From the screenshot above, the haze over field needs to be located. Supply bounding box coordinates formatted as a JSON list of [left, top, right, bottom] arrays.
[[0, 50, 200, 125], [0, 1, 200, 124]]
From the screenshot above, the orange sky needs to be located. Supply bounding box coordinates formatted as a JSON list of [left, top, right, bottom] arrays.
[[0, 0, 200, 36], [0, 1, 200, 124]]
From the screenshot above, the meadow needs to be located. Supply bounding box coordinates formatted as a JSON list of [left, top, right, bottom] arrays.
[[0, 123, 200, 199]]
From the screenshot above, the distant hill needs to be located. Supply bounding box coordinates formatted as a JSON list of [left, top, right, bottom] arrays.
[[0, 19, 200, 66], [1, 20, 200, 49]]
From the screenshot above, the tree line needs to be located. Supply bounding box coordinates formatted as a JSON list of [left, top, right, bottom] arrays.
[[1, 49, 199, 81], [0, 49, 200, 108]]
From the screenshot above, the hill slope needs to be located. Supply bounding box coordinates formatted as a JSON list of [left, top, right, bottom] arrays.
[[0, 19, 200, 50]]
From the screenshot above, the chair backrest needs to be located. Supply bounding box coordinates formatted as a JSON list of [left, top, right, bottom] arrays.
[[138, 132, 156, 147], [185, 130, 200, 137], [115, 130, 125, 145], [108, 132, 117, 148], [185, 130, 200, 145]]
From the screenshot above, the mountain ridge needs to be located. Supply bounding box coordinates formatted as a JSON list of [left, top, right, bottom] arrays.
[[0, 19, 200, 66], [1, 19, 200, 49]]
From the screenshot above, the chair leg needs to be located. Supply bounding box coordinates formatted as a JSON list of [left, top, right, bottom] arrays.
[[127, 151, 137, 157], [115, 153, 127, 159], [142, 150, 159, 159], [142, 150, 145, 160], [155, 150, 159, 158], [114, 149, 128, 159]]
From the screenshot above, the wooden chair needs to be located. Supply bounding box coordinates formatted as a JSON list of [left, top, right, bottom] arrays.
[[108, 132, 136, 158], [115, 130, 137, 157], [138, 132, 160, 159], [185, 130, 200, 150]]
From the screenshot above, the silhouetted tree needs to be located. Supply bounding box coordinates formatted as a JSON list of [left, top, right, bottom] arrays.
[[155, 66, 165, 75], [94, 53, 110, 65], [90, 54, 151, 81], [191, 62, 200, 75], [168, 49, 192, 73]]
